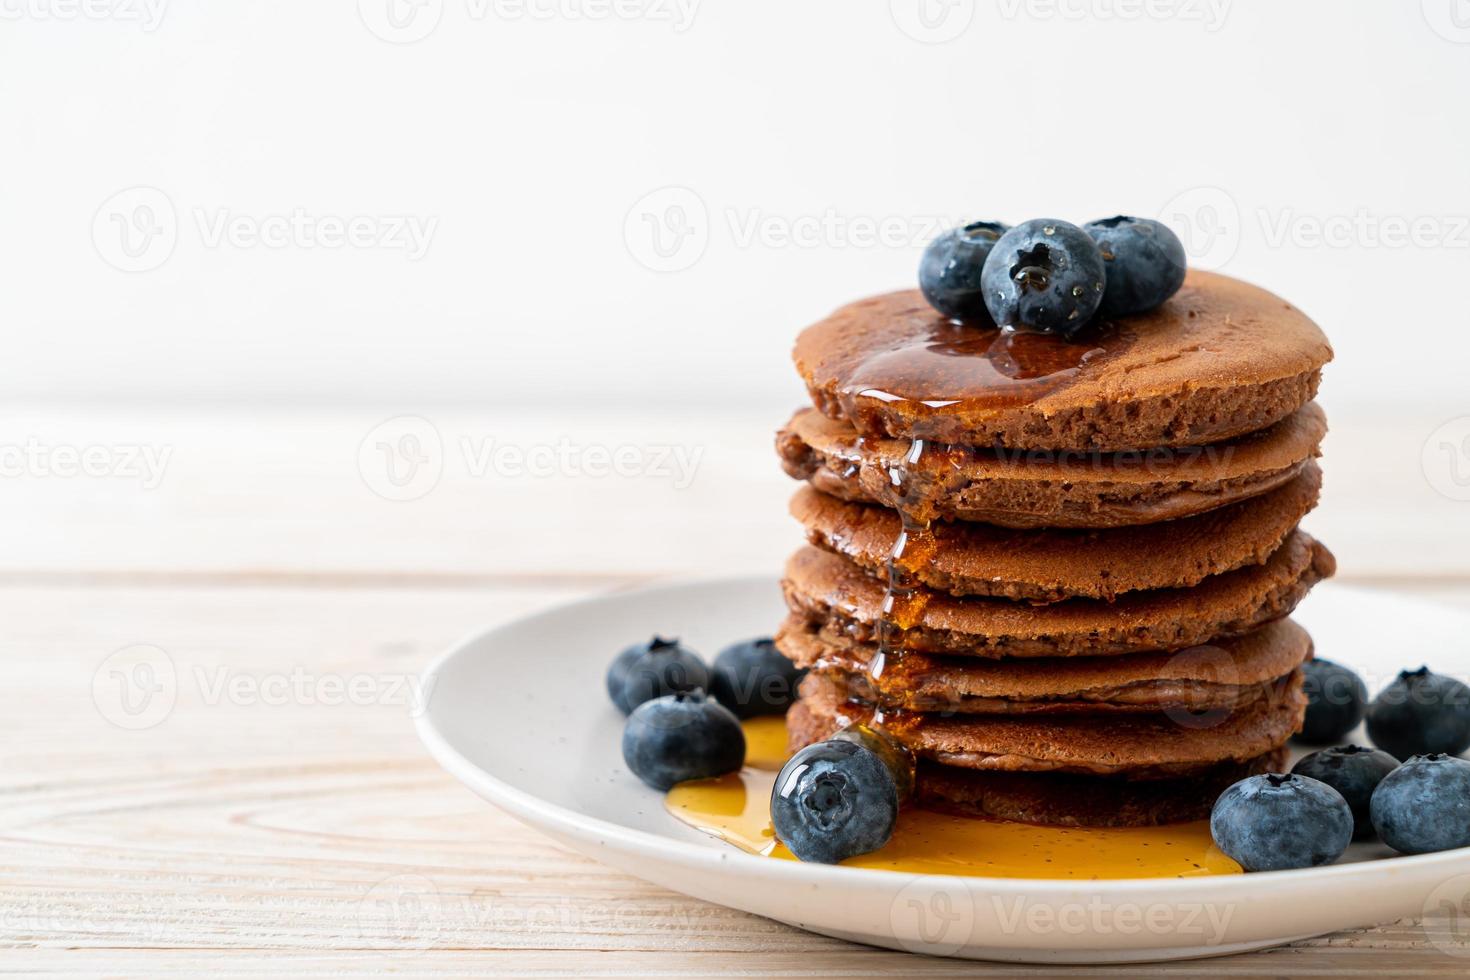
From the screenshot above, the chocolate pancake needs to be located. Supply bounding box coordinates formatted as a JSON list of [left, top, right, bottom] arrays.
[[776, 616, 1313, 715], [790, 465, 1321, 602], [912, 751, 1288, 828], [782, 533, 1334, 659], [794, 270, 1333, 451], [789, 670, 1306, 778], [777, 402, 1326, 528]]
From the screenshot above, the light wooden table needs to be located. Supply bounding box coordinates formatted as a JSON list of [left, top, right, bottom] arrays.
[[4, 407, 1470, 976]]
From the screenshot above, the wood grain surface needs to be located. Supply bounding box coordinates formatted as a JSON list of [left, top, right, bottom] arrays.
[[3, 409, 1469, 975]]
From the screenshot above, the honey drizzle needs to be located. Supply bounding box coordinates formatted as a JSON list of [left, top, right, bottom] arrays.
[[861, 437, 942, 772], [832, 313, 1127, 433], [663, 719, 1243, 879]]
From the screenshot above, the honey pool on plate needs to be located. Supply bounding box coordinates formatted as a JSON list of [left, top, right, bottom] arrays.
[[664, 716, 1242, 880]]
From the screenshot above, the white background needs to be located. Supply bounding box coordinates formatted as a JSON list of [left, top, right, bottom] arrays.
[[1, 0, 1468, 585], [2, 0, 1468, 418]]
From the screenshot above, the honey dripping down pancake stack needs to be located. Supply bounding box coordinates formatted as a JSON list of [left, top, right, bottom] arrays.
[[774, 269, 1336, 828]]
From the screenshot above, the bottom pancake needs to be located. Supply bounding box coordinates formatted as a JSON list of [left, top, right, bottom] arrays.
[[913, 752, 1286, 828]]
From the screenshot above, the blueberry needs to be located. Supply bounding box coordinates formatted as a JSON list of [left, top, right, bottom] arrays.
[[979, 218, 1106, 334], [1083, 216, 1187, 317], [1291, 745, 1399, 838], [1365, 667, 1470, 760], [1209, 773, 1353, 872], [606, 636, 709, 715], [1297, 659, 1369, 744], [1370, 754, 1470, 854], [771, 739, 898, 863], [709, 637, 803, 719], [621, 689, 744, 791], [918, 220, 1009, 322]]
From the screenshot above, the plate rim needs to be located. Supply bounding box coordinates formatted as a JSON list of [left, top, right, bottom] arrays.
[[413, 573, 1470, 895]]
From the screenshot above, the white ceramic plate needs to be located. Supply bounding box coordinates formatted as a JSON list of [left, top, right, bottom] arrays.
[[414, 578, 1470, 963]]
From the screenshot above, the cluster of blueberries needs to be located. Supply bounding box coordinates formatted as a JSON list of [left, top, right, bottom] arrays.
[[918, 216, 1187, 333], [608, 634, 901, 862], [1211, 660, 1470, 872], [609, 635, 799, 790]]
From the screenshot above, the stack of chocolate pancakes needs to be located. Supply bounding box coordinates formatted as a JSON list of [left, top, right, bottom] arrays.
[[774, 270, 1337, 828]]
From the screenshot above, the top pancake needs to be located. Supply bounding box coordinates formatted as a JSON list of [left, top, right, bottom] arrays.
[[794, 270, 1332, 451]]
